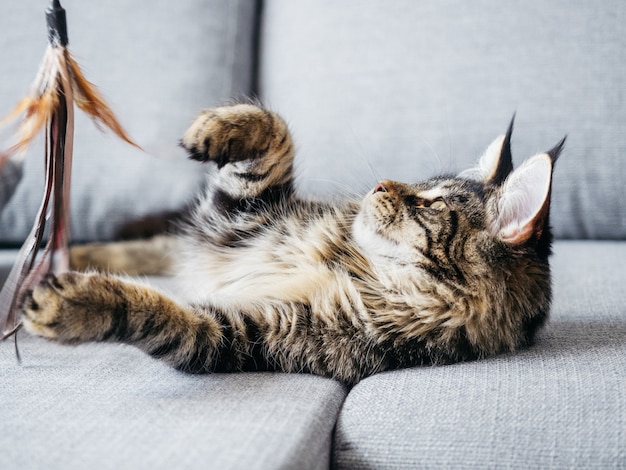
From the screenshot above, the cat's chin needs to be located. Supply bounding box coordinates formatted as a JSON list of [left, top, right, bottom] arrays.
[[352, 212, 414, 262]]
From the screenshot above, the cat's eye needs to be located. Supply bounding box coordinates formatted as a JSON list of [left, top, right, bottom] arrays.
[[429, 199, 447, 210]]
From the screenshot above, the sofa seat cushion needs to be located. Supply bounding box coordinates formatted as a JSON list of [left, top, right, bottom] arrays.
[[332, 241, 626, 468], [0, 283, 347, 470]]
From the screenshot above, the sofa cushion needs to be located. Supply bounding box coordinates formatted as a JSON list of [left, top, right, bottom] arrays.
[[0, 0, 258, 243], [0, 320, 347, 469], [0, 257, 347, 469], [0, 159, 23, 214], [332, 241, 626, 468], [259, 0, 626, 239]]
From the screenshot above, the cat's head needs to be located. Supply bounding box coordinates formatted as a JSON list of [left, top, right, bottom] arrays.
[[354, 120, 564, 266], [353, 119, 564, 355]]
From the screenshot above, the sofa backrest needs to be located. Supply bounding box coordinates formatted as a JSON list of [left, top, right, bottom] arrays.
[[0, 0, 257, 243], [1, 1, 624, 243], [259, 0, 626, 240]]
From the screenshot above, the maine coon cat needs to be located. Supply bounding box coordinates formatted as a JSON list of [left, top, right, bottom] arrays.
[[21, 104, 563, 384]]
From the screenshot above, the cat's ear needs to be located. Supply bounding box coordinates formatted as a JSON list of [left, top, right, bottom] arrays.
[[459, 116, 514, 185], [493, 138, 565, 245]]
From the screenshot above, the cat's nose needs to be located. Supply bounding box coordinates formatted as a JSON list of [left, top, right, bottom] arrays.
[[373, 180, 399, 195], [373, 182, 388, 193]]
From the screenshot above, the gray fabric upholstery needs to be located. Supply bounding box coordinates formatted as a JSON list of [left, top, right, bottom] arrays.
[[0, 330, 347, 470], [0, 159, 23, 213], [0, 0, 257, 243], [1, 243, 623, 469], [333, 241, 626, 468], [0, 250, 18, 284], [259, 0, 626, 239], [0, 254, 346, 470]]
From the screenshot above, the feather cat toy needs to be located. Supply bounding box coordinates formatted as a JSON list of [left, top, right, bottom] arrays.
[[0, 0, 138, 340]]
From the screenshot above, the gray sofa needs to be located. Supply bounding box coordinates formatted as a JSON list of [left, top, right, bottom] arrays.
[[1, 1, 624, 468]]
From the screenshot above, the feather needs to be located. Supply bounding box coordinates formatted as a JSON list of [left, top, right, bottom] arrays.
[[0, 1, 139, 340], [66, 52, 140, 149]]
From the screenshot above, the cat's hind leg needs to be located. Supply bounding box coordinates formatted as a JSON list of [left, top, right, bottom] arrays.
[[69, 235, 178, 276], [180, 104, 295, 206]]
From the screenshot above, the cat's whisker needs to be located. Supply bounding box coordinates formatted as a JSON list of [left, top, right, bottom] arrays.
[[301, 177, 364, 200], [348, 126, 382, 184]]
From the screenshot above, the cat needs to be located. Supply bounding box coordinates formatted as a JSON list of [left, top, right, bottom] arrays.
[[21, 103, 564, 385]]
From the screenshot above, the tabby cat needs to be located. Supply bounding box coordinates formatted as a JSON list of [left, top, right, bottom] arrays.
[[21, 104, 563, 384]]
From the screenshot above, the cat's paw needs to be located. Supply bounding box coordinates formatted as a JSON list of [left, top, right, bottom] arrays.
[[21, 272, 114, 343], [180, 104, 292, 168]]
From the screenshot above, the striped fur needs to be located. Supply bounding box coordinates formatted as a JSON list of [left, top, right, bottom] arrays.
[[22, 104, 562, 384]]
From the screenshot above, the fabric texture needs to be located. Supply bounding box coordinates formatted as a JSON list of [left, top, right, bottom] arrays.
[[0, 0, 257, 243], [1, 246, 623, 468], [0, 255, 346, 470], [0, 320, 347, 470], [0, 159, 23, 214], [333, 241, 626, 468], [259, 0, 626, 239]]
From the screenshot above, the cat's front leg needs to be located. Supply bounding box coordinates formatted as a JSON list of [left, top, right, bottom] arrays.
[[180, 104, 295, 205], [21, 272, 223, 372]]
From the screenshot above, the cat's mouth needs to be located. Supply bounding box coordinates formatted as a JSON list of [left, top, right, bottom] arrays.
[[353, 200, 412, 262], [359, 191, 400, 242], [368, 188, 398, 224]]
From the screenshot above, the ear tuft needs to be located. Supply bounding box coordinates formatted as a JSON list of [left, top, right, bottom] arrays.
[[547, 136, 566, 164], [495, 153, 553, 245], [489, 114, 515, 185]]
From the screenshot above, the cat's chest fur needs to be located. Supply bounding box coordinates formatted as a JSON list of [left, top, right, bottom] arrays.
[[175, 203, 369, 311]]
